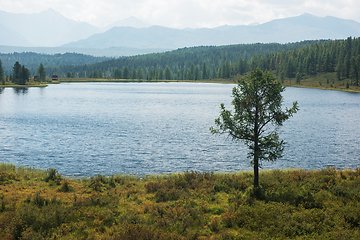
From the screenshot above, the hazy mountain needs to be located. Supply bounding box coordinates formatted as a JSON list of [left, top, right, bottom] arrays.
[[63, 13, 360, 50], [1, 11, 360, 57], [0, 9, 100, 47], [103, 16, 151, 31], [0, 23, 30, 46]]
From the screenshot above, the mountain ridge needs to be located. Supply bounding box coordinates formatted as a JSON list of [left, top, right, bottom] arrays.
[[0, 9, 101, 47], [62, 13, 360, 50], [1, 10, 360, 57]]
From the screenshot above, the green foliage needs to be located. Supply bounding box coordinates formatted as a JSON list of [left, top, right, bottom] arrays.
[[58, 179, 73, 192], [45, 168, 62, 184], [11, 61, 30, 85], [0, 59, 4, 85], [37, 63, 46, 81], [210, 69, 299, 187], [1, 163, 360, 239]]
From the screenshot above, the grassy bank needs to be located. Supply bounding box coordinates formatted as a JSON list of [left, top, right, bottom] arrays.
[[2, 72, 360, 93], [0, 82, 48, 88], [57, 78, 237, 84], [57, 73, 360, 93], [0, 163, 359, 239], [283, 72, 360, 93]]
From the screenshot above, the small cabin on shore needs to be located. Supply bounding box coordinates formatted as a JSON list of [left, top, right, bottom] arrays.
[[52, 75, 58, 81]]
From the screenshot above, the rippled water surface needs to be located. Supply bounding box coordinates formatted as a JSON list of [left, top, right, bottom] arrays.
[[0, 83, 359, 177]]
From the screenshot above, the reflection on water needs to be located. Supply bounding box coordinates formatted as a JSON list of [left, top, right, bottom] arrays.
[[0, 83, 359, 177], [13, 88, 28, 95]]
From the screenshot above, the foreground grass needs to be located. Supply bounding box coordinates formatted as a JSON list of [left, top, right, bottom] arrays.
[[1, 163, 359, 239]]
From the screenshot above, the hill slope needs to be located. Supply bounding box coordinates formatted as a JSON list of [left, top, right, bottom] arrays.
[[0, 9, 100, 47], [63, 13, 360, 49]]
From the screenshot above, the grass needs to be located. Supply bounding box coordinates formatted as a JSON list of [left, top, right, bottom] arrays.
[[0, 81, 48, 88], [57, 77, 238, 84], [1, 162, 360, 239], [2, 73, 359, 93], [283, 72, 360, 93], [55, 73, 360, 93]]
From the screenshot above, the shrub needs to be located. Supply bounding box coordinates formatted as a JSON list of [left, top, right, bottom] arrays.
[[45, 168, 62, 184], [58, 179, 73, 192]]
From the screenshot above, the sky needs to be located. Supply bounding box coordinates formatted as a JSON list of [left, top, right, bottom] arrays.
[[0, 0, 359, 29]]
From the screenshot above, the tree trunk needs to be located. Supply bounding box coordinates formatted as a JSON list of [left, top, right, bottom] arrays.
[[254, 143, 259, 188], [254, 99, 260, 188]]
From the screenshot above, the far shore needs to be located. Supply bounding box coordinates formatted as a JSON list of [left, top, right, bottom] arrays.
[[1, 73, 360, 93]]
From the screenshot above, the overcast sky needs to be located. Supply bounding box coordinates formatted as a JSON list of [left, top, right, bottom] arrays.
[[0, 0, 359, 28]]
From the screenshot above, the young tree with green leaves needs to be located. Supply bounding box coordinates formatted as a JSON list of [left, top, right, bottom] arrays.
[[37, 63, 46, 82], [210, 68, 299, 188]]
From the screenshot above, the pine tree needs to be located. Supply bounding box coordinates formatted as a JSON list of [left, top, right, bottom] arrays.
[[123, 66, 129, 79], [210, 69, 298, 188], [12, 61, 22, 84], [164, 66, 172, 80], [0, 59, 4, 85], [37, 63, 46, 82], [202, 62, 207, 79]]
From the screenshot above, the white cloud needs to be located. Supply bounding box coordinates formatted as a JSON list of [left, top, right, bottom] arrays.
[[0, 0, 359, 28]]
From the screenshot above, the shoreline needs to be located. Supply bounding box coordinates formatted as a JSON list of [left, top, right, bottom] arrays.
[[1, 78, 360, 93]]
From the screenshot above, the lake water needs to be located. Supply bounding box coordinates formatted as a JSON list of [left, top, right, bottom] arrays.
[[0, 83, 359, 177]]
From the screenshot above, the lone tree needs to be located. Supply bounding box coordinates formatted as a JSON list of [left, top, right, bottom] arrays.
[[210, 68, 298, 188]]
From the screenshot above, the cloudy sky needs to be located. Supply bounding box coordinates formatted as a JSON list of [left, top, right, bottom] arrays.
[[0, 0, 359, 28]]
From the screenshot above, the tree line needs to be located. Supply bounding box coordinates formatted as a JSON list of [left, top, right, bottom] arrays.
[[42, 37, 360, 87], [0, 60, 46, 85], [45, 41, 321, 79], [0, 52, 111, 77], [1, 37, 360, 86]]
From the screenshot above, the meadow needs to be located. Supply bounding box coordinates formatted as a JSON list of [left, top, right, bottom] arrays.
[[0, 162, 359, 239]]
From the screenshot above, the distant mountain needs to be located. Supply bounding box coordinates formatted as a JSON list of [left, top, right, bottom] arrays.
[[1, 11, 360, 57], [63, 13, 360, 50], [103, 16, 151, 31], [0, 9, 100, 47], [0, 23, 30, 46]]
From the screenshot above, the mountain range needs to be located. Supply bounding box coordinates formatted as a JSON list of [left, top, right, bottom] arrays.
[[1, 9, 360, 57]]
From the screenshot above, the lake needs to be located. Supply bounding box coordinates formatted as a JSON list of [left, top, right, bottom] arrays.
[[0, 82, 359, 177]]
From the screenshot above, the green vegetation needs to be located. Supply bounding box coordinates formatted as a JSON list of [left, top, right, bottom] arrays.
[[0, 52, 111, 77], [0, 59, 4, 85], [2, 38, 360, 92], [0, 162, 360, 239], [211, 69, 299, 188], [37, 63, 46, 82]]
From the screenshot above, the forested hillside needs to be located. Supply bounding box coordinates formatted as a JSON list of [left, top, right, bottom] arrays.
[[2, 37, 360, 89], [46, 37, 360, 88], [47, 40, 323, 79], [0, 52, 111, 76]]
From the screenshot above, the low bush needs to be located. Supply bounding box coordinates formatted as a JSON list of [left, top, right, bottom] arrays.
[[1, 163, 360, 239]]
